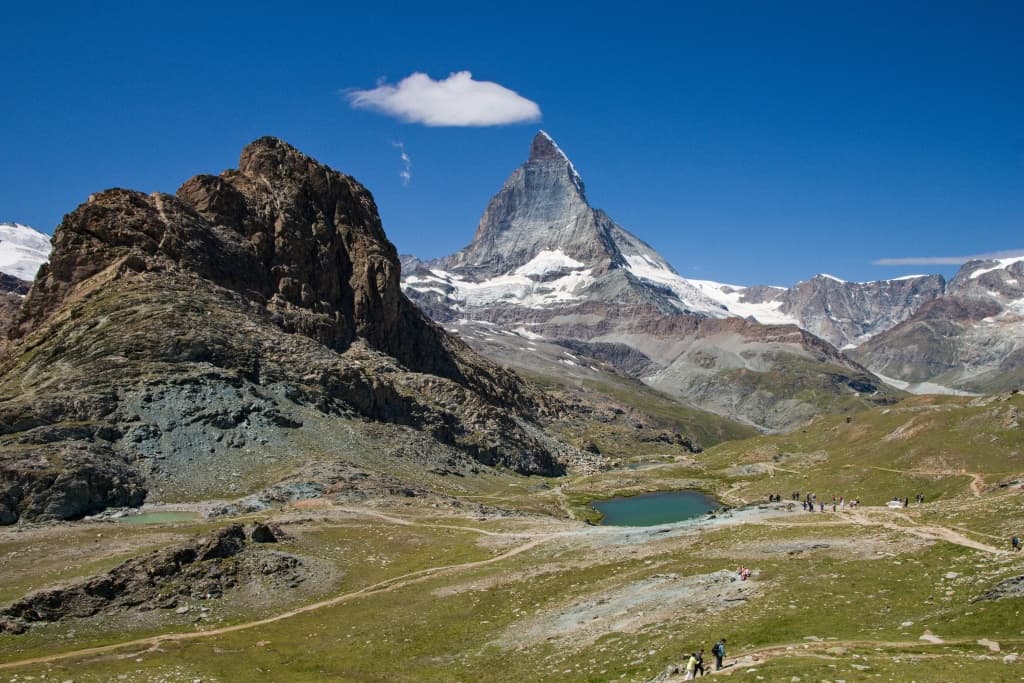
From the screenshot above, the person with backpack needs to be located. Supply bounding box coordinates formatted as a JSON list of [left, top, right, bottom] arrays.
[[1013, 535, 1020, 552], [694, 648, 705, 677], [712, 638, 726, 670]]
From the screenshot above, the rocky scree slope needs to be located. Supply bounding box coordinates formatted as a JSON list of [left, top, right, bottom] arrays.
[[403, 132, 897, 431], [0, 138, 572, 525], [852, 256, 1024, 393]]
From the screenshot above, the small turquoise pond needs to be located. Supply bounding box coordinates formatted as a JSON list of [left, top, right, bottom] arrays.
[[592, 490, 718, 526], [117, 511, 201, 525]]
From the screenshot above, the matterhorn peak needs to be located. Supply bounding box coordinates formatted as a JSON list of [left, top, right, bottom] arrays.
[[530, 130, 568, 161], [528, 131, 585, 194]]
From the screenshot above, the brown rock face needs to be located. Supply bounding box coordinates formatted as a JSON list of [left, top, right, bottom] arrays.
[[16, 138, 464, 381], [0, 138, 568, 524]]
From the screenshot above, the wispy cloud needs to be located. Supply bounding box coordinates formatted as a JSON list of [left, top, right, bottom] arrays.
[[392, 141, 412, 187], [874, 249, 1024, 266], [347, 71, 541, 127]]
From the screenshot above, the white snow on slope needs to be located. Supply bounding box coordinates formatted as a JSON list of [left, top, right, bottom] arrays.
[[404, 261, 594, 309], [969, 256, 1024, 280], [0, 223, 51, 282], [513, 249, 584, 277], [686, 278, 800, 326], [621, 254, 731, 317]]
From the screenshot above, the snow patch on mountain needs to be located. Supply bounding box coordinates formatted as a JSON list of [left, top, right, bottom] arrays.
[[405, 264, 594, 310], [622, 254, 730, 317], [968, 255, 1024, 280], [686, 279, 800, 326], [0, 223, 51, 282], [514, 249, 585, 277]]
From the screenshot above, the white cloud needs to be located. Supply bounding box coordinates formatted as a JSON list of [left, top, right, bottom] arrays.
[[347, 71, 541, 127], [392, 141, 412, 186], [874, 249, 1024, 266]]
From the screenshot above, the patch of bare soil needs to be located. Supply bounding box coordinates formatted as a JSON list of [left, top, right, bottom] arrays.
[[882, 417, 930, 442], [698, 533, 933, 561], [496, 570, 760, 649]]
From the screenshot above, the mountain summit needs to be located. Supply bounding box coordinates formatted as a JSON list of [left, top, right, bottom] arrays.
[[411, 131, 724, 316]]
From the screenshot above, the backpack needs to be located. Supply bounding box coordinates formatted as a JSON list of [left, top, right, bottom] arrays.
[[712, 642, 723, 657]]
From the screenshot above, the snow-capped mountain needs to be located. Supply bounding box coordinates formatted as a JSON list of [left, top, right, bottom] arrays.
[[407, 131, 728, 319], [403, 132, 896, 431], [0, 223, 51, 284], [852, 255, 1024, 393]]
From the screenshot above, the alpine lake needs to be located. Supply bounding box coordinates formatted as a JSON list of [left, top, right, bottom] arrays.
[[591, 489, 719, 526]]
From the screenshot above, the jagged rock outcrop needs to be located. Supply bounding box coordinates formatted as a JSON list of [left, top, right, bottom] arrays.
[[0, 138, 572, 524], [403, 132, 897, 431], [852, 257, 1024, 393], [0, 524, 303, 633]]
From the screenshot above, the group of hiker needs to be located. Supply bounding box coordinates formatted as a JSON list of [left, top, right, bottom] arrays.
[[682, 639, 727, 679], [783, 492, 860, 512]]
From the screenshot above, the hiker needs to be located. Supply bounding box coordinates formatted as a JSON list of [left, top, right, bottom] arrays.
[[694, 648, 705, 677], [904, 497, 909, 508], [819, 502, 824, 513], [712, 638, 726, 670], [684, 651, 698, 680], [1013, 535, 1020, 552]]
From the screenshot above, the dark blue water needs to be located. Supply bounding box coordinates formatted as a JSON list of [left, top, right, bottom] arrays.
[[592, 490, 718, 526]]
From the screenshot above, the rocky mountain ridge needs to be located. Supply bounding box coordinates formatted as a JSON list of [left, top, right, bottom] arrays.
[[852, 255, 1024, 393], [689, 273, 948, 350], [0, 138, 580, 524]]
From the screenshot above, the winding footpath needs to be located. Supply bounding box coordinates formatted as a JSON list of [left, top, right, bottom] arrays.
[[0, 519, 544, 671], [1, 490, 1014, 673]]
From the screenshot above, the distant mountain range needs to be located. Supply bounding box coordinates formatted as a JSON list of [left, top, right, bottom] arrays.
[[403, 132, 1023, 420]]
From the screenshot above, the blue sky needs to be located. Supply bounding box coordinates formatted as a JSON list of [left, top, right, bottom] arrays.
[[3, 1, 1021, 286]]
